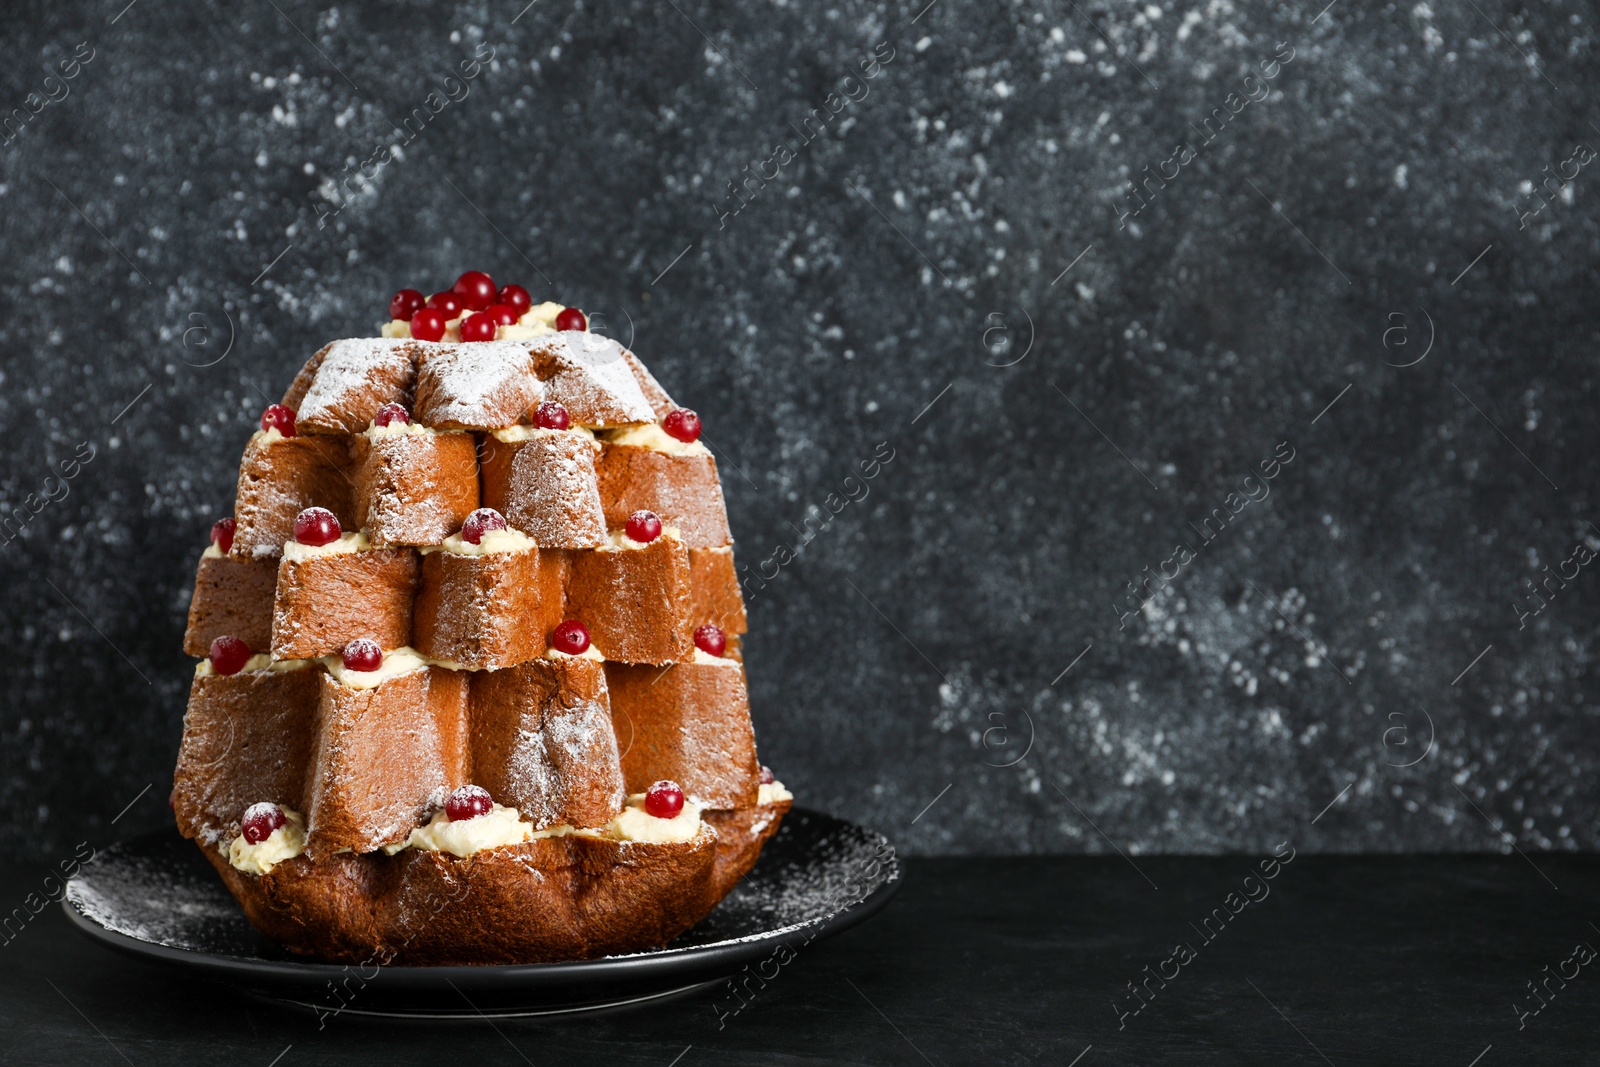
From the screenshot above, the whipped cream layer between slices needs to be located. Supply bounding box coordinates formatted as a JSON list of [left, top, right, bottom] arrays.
[[282, 531, 371, 562], [195, 654, 314, 677], [602, 422, 710, 457], [381, 301, 564, 343], [227, 808, 307, 875], [421, 528, 536, 556]]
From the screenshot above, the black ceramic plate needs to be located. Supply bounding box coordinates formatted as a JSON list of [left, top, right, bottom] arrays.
[[62, 807, 900, 1018]]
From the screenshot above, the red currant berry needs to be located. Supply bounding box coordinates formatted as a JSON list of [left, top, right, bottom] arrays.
[[693, 624, 727, 658], [209, 635, 253, 675], [293, 507, 341, 546], [625, 510, 662, 543], [373, 402, 410, 427], [388, 288, 426, 322], [260, 404, 297, 438], [550, 619, 591, 656], [461, 507, 508, 545], [645, 780, 685, 819], [452, 271, 498, 311], [211, 517, 236, 554], [533, 401, 570, 430], [662, 408, 701, 443], [484, 303, 519, 327], [428, 291, 466, 320], [445, 784, 494, 821], [460, 311, 498, 342], [498, 284, 532, 315], [410, 307, 446, 342], [555, 307, 587, 332], [241, 802, 287, 844], [342, 638, 383, 672], [759, 765, 775, 785]]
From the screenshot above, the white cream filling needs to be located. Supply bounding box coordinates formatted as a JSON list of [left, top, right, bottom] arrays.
[[385, 802, 532, 857], [253, 427, 288, 445], [491, 424, 598, 445], [759, 781, 793, 805], [497, 321, 554, 340], [196, 653, 313, 677], [366, 420, 435, 437], [604, 422, 710, 457], [609, 793, 702, 844], [201, 542, 224, 560], [227, 808, 306, 875], [692, 649, 735, 666], [525, 301, 565, 327], [420, 528, 536, 557], [322, 646, 429, 689], [377, 790, 703, 859], [282, 530, 369, 561], [544, 644, 605, 662], [196, 647, 471, 684], [383, 302, 566, 342], [607, 525, 682, 550]]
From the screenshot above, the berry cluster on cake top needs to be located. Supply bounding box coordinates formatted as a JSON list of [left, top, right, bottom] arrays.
[[384, 269, 588, 344], [172, 275, 794, 963]]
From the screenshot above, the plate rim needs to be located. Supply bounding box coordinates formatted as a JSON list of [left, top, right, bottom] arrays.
[[61, 806, 902, 989]]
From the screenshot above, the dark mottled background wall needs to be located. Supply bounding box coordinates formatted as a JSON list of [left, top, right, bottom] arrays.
[[2, 0, 1596, 861]]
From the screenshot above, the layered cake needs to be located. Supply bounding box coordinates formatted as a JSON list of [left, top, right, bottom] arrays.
[[172, 273, 791, 964]]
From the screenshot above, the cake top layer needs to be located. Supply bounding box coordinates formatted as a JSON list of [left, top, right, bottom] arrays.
[[304, 271, 678, 430], [282, 331, 664, 432], [296, 339, 419, 434], [528, 333, 655, 426]]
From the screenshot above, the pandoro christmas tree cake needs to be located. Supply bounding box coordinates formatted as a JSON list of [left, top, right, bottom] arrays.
[[171, 273, 790, 964]]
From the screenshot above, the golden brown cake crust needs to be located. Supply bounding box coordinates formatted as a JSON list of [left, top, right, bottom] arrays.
[[282, 344, 331, 412], [528, 334, 656, 426], [351, 431, 480, 547], [296, 340, 421, 435], [607, 658, 761, 809], [203, 825, 719, 965], [704, 798, 792, 900], [567, 536, 694, 664], [596, 443, 732, 549], [412, 344, 543, 431], [412, 547, 551, 669], [172, 667, 322, 846], [183, 554, 278, 657], [270, 547, 419, 659], [687, 545, 748, 636], [468, 657, 626, 830], [478, 431, 607, 549], [305, 667, 470, 859], [621, 347, 677, 419], [232, 434, 355, 560]]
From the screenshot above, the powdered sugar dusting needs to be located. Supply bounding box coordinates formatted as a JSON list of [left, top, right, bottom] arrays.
[[501, 695, 625, 829], [357, 432, 478, 547], [622, 348, 677, 419], [498, 434, 606, 548], [296, 338, 419, 432], [67, 850, 244, 949], [530, 333, 655, 426], [414, 342, 545, 430], [507, 726, 560, 825]]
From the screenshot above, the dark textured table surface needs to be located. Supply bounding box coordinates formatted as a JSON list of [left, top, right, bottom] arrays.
[[6, 852, 1599, 1065]]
